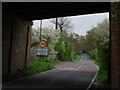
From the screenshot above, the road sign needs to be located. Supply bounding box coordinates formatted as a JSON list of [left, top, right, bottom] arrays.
[[37, 48, 48, 57], [38, 40, 47, 48]]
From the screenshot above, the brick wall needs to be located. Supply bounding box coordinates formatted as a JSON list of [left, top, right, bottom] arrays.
[[111, 2, 120, 88], [10, 17, 32, 73], [2, 12, 32, 74]]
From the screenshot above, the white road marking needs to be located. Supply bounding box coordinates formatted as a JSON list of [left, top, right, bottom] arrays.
[[56, 66, 62, 68], [78, 60, 84, 68], [86, 61, 99, 90]]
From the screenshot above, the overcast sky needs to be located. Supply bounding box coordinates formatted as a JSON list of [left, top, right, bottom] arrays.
[[32, 12, 109, 36]]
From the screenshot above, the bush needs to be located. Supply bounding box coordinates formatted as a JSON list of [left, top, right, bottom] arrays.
[[55, 37, 74, 61], [3, 61, 55, 83], [92, 59, 108, 83], [89, 49, 97, 60], [75, 54, 82, 61], [97, 66, 108, 83], [26, 61, 54, 75]]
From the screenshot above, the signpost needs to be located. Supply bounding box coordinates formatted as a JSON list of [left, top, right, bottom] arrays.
[[37, 40, 48, 57]]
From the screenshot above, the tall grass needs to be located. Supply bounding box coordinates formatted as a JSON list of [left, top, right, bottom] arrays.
[[3, 61, 54, 83], [92, 59, 108, 83], [26, 61, 54, 75]]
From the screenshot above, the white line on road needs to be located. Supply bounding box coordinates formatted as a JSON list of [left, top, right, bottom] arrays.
[[56, 66, 62, 68], [79, 62, 84, 68], [86, 61, 99, 90]]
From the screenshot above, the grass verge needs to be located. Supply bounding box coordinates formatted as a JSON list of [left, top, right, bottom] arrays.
[[26, 61, 54, 75], [3, 61, 54, 83], [91, 59, 108, 83]]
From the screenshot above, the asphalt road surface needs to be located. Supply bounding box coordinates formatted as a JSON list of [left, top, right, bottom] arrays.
[[3, 54, 99, 90]]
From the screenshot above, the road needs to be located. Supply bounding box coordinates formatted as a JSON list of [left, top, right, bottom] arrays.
[[3, 54, 99, 90]]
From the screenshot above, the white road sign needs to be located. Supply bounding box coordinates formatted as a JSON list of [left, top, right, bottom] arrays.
[[37, 48, 48, 57]]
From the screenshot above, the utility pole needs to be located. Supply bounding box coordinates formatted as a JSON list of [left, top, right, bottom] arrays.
[[40, 20, 42, 40], [55, 18, 58, 30]]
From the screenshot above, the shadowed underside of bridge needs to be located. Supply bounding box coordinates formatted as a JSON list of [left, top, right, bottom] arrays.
[[3, 2, 110, 20], [2, 2, 120, 89]]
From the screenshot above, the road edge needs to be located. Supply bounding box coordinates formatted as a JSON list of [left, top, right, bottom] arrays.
[[3, 68, 56, 86], [86, 61, 99, 90]]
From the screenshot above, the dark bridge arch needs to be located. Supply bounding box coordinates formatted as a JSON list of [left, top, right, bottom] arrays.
[[2, 2, 120, 89]]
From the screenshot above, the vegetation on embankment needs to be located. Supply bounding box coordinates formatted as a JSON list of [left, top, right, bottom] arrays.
[[3, 61, 55, 83], [26, 61, 54, 75], [91, 59, 108, 83]]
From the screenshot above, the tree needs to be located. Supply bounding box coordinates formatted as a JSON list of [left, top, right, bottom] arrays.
[[31, 27, 60, 60], [65, 33, 82, 54], [94, 18, 109, 65], [54, 37, 74, 61], [31, 28, 40, 47], [50, 17, 73, 37], [81, 28, 97, 53]]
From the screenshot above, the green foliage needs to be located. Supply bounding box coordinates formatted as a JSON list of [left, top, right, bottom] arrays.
[[97, 66, 108, 83], [81, 29, 96, 52], [55, 37, 74, 61], [38, 57, 49, 62], [54, 38, 65, 61], [26, 61, 54, 75], [66, 33, 82, 54], [91, 59, 100, 68], [94, 19, 109, 83], [3, 61, 54, 83], [92, 59, 108, 83], [89, 49, 97, 60], [32, 24, 82, 62], [75, 54, 82, 61], [96, 42, 109, 67]]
